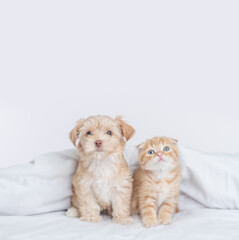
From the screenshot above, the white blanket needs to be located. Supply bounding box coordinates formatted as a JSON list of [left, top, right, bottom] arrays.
[[0, 149, 78, 215], [178, 144, 239, 210], [1, 143, 239, 215]]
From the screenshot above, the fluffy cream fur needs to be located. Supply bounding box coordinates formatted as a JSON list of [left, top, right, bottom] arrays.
[[66, 115, 135, 224], [131, 137, 181, 228]]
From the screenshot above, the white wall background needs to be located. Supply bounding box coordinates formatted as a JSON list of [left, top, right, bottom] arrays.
[[0, 1, 239, 167]]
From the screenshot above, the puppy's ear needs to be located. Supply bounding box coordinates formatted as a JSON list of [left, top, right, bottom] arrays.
[[69, 119, 85, 146], [115, 116, 135, 141]]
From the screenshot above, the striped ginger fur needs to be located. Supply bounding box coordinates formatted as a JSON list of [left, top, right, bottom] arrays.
[[131, 137, 181, 227]]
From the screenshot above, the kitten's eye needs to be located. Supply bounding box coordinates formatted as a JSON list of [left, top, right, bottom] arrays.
[[106, 131, 112, 135], [148, 149, 155, 155], [86, 131, 93, 136], [163, 146, 170, 152]]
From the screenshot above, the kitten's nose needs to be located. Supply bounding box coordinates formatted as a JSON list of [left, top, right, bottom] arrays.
[[158, 153, 162, 157], [95, 140, 102, 148]]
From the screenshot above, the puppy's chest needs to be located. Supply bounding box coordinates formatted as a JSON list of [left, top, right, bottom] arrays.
[[89, 157, 120, 206], [92, 176, 115, 206]]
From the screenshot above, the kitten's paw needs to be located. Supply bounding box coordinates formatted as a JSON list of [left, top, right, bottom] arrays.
[[66, 207, 79, 218], [158, 215, 172, 225], [80, 215, 102, 223], [113, 216, 133, 225], [142, 217, 158, 228]]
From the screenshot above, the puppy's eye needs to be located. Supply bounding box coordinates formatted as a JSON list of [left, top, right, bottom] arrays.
[[86, 131, 93, 136], [107, 131, 112, 135], [148, 150, 155, 155], [163, 146, 170, 152]]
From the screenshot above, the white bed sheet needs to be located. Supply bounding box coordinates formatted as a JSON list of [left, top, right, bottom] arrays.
[[1, 209, 238, 240]]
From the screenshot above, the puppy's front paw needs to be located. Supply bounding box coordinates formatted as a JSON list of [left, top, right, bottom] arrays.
[[113, 216, 133, 225], [158, 215, 172, 225], [80, 215, 102, 223], [142, 217, 158, 228], [66, 207, 79, 218]]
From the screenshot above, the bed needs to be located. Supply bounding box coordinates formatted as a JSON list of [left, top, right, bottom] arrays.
[[1, 209, 239, 240], [1, 144, 239, 239]]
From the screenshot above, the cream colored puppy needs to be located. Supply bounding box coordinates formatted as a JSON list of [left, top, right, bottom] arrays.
[[66, 115, 135, 224]]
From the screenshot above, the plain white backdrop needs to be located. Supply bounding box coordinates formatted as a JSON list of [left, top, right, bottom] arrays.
[[0, 1, 239, 167]]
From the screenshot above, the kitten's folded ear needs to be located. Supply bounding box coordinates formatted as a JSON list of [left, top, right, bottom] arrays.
[[115, 116, 135, 141], [69, 119, 85, 146], [137, 142, 145, 152], [169, 138, 178, 144]]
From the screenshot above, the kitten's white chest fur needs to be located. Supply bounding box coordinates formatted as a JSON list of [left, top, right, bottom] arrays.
[[150, 170, 172, 207], [155, 181, 170, 207]]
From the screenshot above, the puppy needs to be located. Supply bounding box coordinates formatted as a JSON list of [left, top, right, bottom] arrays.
[[66, 115, 135, 224]]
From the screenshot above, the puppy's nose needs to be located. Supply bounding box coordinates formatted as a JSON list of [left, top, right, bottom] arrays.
[[95, 140, 102, 148]]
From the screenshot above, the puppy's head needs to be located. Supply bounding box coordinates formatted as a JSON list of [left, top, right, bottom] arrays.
[[70, 115, 135, 160], [137, 137, 179, 172]]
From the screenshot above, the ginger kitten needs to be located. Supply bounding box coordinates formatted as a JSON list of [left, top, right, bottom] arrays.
[[131, 137, 181, 228], [66, 115, 135, 224]]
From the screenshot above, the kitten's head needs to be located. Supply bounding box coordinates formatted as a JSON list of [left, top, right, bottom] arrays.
[[69, 115, 135, 160], [137, 137, 179, 172]]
